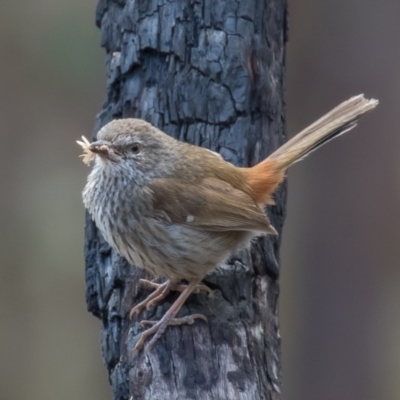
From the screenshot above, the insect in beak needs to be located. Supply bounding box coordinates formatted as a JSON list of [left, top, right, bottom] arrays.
[[77, 136, 117, 165]]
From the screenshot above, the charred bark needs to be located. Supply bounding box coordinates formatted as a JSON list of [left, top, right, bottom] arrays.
[[85, 0, 288, 399]]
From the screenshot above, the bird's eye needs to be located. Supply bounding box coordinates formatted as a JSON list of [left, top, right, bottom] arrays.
[[131, 143, 142, 154]]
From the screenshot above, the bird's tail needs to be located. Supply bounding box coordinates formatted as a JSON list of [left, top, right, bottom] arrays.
[[244, 95, 378, 204]]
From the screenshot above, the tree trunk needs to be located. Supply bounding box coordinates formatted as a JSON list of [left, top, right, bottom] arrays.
[[85, 1, 288, 399]]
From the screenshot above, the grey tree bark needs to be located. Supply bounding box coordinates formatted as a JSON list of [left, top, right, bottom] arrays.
[[85, 1, 288, 399]]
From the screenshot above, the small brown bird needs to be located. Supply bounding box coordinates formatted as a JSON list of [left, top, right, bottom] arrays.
[[78, 95, 377, 353]]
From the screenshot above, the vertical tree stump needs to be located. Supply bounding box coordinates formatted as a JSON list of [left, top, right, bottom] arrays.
[[85, 1, 288, 398]]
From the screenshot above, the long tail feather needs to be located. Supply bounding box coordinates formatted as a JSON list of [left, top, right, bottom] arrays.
[[245, 95, 378, 204], [269, 95, 378, 169]]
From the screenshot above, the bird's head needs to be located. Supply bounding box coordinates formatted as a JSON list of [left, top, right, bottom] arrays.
[[78, 119, 179, 183]]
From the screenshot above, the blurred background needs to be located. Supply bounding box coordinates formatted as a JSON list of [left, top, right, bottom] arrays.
[[0, 1, 398, 399]]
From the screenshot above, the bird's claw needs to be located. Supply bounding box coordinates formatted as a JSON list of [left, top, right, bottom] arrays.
[[132, 313, 208, 354], [129, 279, 212, 319]]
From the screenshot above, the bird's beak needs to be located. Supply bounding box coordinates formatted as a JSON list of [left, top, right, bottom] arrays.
[[89, 140, 116, 161]]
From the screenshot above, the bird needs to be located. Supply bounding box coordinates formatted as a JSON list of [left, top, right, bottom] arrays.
[[78, 94, 377, 353]]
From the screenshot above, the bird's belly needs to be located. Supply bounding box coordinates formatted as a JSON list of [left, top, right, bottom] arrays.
[[133, 223, 252, 280], [99, 213, 254, 281]]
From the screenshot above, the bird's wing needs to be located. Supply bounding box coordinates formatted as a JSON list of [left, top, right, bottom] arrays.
[[148, 177, 277, 234]]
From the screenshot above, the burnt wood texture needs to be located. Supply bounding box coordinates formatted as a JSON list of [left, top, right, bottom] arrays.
[[85, 0, 288, 399]]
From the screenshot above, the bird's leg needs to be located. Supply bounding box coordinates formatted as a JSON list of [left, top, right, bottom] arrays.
[[132, 279, 207, 354], [129, 279, 175, 319], [172, 282, 213, 295], [129, 278, 212, 319]]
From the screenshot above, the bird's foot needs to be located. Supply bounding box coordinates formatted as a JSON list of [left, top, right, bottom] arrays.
[[131, 279, 207, 354], [129, 278, 212, 319], [132, 312, 207, 355], [129, 279, 172, 319]]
